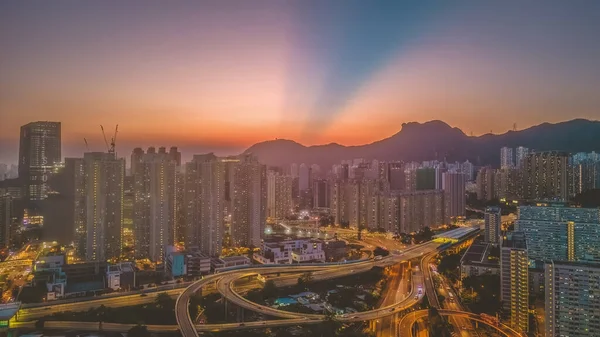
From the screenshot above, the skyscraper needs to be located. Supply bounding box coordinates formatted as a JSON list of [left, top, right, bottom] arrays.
[[522, 151, 569, 201], [515, 146, 529, 168], [476, 167, 495, 201], [266, 171, 293, 219], [415, 168, 436, 190], [545, 261, 600, 337], [0, 194, 16, 248], [500, 147, 514, 169], [183, 153, 217, 249], [442, 172, 466, 223], [500, 231, 529, 333], [132, 148, 177, 262], [298, 163, 311, 191], [397, 190, 444, 233], [312, 179, 329, 209], [19, 121, 61, 202], [231, 155, 266, 248], [83, 152, 125, 261], [200, 157, 233, 256], [484, 206, 501, 244], [516, 204, 600, 264]]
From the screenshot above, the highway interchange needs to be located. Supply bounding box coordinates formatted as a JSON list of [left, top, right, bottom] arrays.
[[9, 230, 523, 337]]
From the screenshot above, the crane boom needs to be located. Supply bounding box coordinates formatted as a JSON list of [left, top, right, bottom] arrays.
[[100, 125, 110, 152], [109, 124, 118, 154]]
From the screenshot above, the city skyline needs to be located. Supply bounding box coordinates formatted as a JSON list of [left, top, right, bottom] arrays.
[[2, 1, 600, 163]]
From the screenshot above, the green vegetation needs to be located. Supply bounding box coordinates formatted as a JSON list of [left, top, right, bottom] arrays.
[[461, 275, 501, 315], [437, 252, 462, 283], [262, 279, 278, 300], [127, 324, 151, 337], [372, 246, 389, 257], [427, 307, 452, 337]]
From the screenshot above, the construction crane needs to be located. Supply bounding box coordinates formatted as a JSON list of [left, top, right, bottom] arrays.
[[100, 124, 119, 154]]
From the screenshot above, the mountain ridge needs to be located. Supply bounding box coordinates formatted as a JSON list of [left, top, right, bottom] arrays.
[[244, 119, 600, 168]]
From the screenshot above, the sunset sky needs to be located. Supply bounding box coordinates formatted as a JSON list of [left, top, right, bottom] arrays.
[[1, 1, 600, 163]]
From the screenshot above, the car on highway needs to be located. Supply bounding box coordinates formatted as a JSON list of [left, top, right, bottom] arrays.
[[239, 323, 245, 327], [353, 316, 359, 319], [389, 308, 395, 312], [140, 293, 147, 297]]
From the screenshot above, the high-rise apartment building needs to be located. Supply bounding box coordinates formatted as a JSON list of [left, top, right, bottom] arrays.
[[312, 179, 329, 209], [545, 261, 600, 337], [476, 167, 495, 201], [0, 194, 17, 248], [516, 204, 600, 264], [442, 172, 465, 222], [522, 151, 569, 201], [132, 148, 177, 262], [19, 121, 61, 202], [231, 155, 266, 248], [82, 152, 124, 261], [500, 231, 529, 333], [484, 206, 501, 244], [397, 190, 444, 233], [500, 147, 514, 169], [199, 156, 236, 256], [515, 146, 529, 168], [183, 153, 217, 249], [266, 171, 293, 219], [298, 163, 311, 191], [415, 168, 436, 190], [42, 157, 84, 245], [461, 160, 474, 181]]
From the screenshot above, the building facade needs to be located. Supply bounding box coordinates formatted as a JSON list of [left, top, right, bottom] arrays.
[[484, 206, 501, 244], [19, 121, 62, 202], [82, 152, 125, 262], [522, 151, 569, 201], [442, 172, 466, 222], [231, 155, 267, 248], [545, 261, 600, 337], [516, 204, 600, 264], [132, 148, 177, 262], [500, 231, 529, 333]]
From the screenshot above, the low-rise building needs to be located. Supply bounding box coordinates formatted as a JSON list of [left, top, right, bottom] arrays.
[[255, 238, 325, 264], [212, 256, 251, 272], [460, 242, 499, 279], [166, 248, 211, 277]]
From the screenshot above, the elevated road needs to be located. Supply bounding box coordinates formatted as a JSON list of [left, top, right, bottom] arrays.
[[176, 242, 438, 336], [398, 309, 522, 337]]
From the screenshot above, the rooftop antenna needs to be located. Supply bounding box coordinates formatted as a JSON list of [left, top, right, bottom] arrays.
[[84, 138, 89, 151], [513, 123, 517, 131]]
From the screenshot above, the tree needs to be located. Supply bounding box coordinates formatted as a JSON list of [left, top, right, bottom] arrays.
[[373, 247, 389, 257], [262, 279, 278, 299], [128, 324, 151, 337], [437, 253, 462, 282], [155, 292, 174, 309]]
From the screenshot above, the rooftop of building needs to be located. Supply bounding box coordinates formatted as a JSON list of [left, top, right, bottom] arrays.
[[0, 302, 20, 320], [501, 231, 527, 249], [544, 261, 600, 269], [214, 256, 250, 263], [460, 243, 498, 267], [485, 206, 501, 213]]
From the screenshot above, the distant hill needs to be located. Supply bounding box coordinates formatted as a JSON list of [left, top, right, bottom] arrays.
[[243, 119, 600, 168]]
